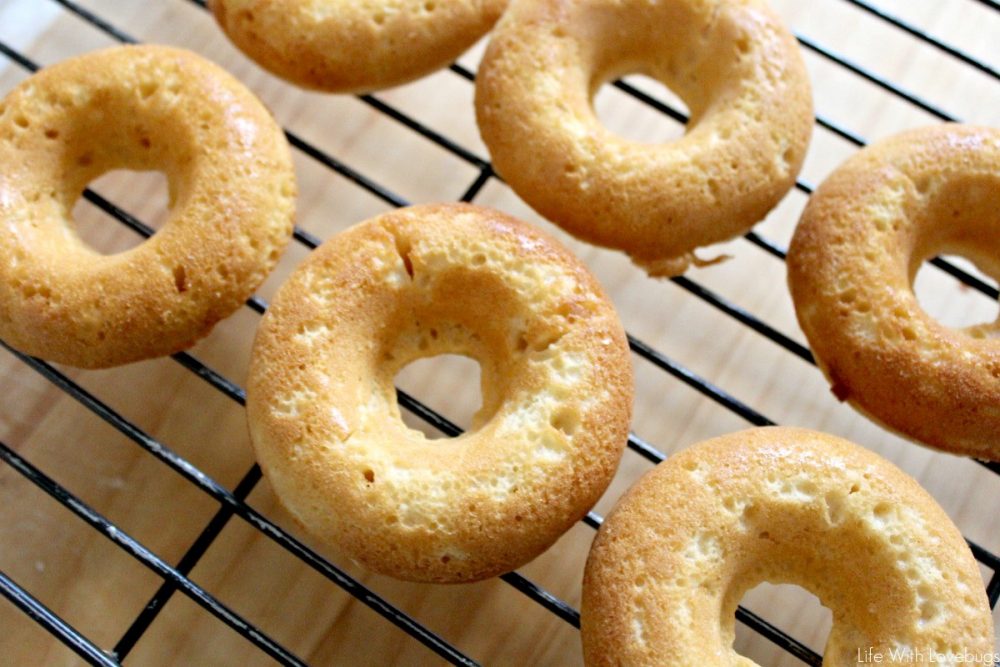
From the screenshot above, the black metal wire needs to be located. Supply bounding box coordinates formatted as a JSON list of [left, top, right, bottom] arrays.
[[1, 1, 998, 665], [358, 93, 490, 169], [499, 573, 582, 628], [796, 33, 957, 122], [988, 571, 1000, 609], [669, 276, 815, 364], [927, 256, 1000, 300], [50, 0, 137, 44], [0, 570, 120, 666], [1, 343, 480, 667], [112, 464, 263, 660], [839, 0, 999, 81], [1, 337, 571, 659], [626, 335, 775, 427], [735, 607, 823, 667], [284, 129, 410, 209], [0, 439, 308, 667], [459, 165, 496, 203]]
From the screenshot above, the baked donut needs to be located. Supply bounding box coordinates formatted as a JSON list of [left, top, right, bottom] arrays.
[[0, 44, 296, 368], [475, 0, 812, 277], [210, 0, 508, 93], [581, 427, 994, 666], [247, 203, 633, 582], [788, 124, 1000, 461]]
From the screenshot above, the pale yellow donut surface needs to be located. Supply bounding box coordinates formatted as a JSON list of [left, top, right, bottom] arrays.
[[210, 0, 508, 93], [475, 0, 813, 277], [247, 203, 633, 582], [582, 427, 994, 666], [788, 125, 1000, 461], [0, 45, 296, 368]]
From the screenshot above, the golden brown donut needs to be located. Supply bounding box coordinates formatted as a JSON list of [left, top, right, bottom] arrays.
[[582, 427, 995, 666], [0, 45, 296, 369], [475, 0, 813, 277], [788, 124, 1000, 461], [210, 0, 508, 93], [247, 203, 633, 582]]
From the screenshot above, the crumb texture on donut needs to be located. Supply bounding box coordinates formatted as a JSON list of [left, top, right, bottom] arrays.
[[788, 124, 1000, 460], [0, 44, 296, 368], [475, 0, 812, 276], [581, 427, 994, 666], [247, 203, 633, 582], [210, 0, 508, 93]]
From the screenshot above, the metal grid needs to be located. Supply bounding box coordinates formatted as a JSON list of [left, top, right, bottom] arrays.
[[0, 0, 997, 664]]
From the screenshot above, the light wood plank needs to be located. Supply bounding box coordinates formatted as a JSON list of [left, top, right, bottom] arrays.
[[0, 1, 997, 665]]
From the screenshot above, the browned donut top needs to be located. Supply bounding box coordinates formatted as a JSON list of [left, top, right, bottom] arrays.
[[476, 0, 812, 276], [0, 44, 295, 368], [211, 0, 508, 93], [582, 427, 994, 666], [788, 124, 1000, 460], [247, 203, 633, 582]]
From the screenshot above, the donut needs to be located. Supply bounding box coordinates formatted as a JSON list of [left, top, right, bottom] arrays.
[[475, 0, 813, 277], [581, 427, 994, 666], [210, 0, 508, 93], [246, 203, 633, 582], [0, 44, 296, 369], [788, 124, 1000, 461]]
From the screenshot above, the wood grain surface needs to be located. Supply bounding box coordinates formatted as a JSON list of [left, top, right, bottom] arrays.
[[0, 0, 998, 665]]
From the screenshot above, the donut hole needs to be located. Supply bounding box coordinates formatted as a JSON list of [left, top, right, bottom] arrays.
[[912, 255, 999, 332], [584, 3, 751, 146], [71, 169, 172, 255], [908, 173, 1000, 334], [395, 353, 484, 439], [592, 73, 688, 144], [734, 582, 832, 664]]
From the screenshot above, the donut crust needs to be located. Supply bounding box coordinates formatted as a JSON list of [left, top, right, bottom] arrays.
[[247, 203, 633, 582], [475, 0, 812, 276], [0, 45, 295, 368], [788, 124, 1000, 460], [582, 427, 994, 666], [210, 0, 508, 93]]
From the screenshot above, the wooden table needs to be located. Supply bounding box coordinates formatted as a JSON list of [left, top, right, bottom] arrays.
[[1, 0, 997, 664]]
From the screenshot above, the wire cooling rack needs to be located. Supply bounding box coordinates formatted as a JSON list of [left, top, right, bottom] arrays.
[[0, 0, 998, 665]]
